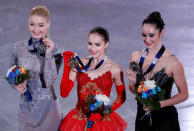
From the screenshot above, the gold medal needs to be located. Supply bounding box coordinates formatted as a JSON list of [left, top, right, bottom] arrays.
[[68, 56, 79, 69]]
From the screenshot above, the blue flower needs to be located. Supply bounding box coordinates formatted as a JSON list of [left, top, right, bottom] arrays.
[[8, 71, 16, 83], [89, 104, 95, 111], [98, 102, 104, 107], [106, 105, 111, 109], [93, 101, 99, 107], [16, 69, 20, 75], [156, 86, 161, 92], [147, 89, 152, 94], [142, 92, 148, 99], [152, 89, 157, 95]]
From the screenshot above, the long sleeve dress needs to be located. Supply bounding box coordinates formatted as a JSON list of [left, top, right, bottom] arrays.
[[60, 70, 127, 131], [9, 38, 63, 131]]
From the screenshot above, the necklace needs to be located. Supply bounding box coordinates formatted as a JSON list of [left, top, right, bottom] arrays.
[[139, 45, 165, 76]]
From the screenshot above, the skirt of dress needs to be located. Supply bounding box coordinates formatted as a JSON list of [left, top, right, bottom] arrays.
[[19, 99, 62, 131], [135, 105, 180, 131], [60, 108, 127, 131]]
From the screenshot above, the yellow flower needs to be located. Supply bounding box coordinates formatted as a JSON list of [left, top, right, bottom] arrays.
[[137, 85, 143, 93], [20, 67, 26, 74], [143, 86, 149, 92]]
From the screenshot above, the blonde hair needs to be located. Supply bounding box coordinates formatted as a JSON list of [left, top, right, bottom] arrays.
[[30, 5, 50, 22]]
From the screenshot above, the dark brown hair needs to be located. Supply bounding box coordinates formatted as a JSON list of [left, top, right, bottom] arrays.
[[142, 11, 165, 32], [89, 27, 109, 43]]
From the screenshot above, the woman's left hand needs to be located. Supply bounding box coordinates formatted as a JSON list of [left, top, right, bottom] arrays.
[[42, 37, 55, 54]]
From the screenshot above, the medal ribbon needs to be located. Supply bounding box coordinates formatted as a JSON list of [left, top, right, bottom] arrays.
[[74, 54, 107, 72], [28, 38, 45, 57], [139, 45, 165, 76]]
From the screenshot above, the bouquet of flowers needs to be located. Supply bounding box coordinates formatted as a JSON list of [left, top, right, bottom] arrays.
[[130, 62, 169, 125], [85, 94, 112, 131], [129, 62, 168, 110], [135, 70, 168, 126], [135, 79, 165, 110], [5, 65, 32, 102]]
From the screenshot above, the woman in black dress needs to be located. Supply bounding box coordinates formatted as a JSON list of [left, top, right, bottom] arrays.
[[126, 11, 188, 131]]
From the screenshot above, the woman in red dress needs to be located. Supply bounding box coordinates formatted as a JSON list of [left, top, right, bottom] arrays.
[[59, 27, 127, 131]]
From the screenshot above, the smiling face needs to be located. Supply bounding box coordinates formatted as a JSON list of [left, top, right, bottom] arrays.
[[88, 33, 109, 59], [29, 15, 50, 39], [142, 23, 163, 49]]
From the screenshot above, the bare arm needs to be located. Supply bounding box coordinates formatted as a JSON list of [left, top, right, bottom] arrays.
[[160, 58, 189, 108], [126, 51, 140, 94]]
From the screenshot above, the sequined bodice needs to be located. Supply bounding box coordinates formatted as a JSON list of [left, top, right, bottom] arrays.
[[76, 71, 113, 112], [10, 39, 63, 111], [159, 76, 174, 99]]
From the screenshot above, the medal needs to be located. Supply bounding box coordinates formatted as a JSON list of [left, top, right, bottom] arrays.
[[68, 54, 107, 73], [28, 37, 46, 57], [130, 61, 139, 72]]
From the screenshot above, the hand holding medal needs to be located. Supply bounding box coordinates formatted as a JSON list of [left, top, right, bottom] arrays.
[[63, 51, 79, 71], [129, 61, 139, 72], [64, 51, 107, 73], [126, 61, 139, 84], [68, 56, 80, 69], [41, 34, 55, 54]]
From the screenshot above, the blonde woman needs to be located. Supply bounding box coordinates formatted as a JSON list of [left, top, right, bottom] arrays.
[[9, 5, 62, 131]]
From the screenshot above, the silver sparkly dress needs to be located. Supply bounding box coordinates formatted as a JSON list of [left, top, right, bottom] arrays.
[[10, 38, 63, 131]]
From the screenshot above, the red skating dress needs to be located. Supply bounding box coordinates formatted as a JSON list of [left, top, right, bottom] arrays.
[[60, 70, 127, 131]]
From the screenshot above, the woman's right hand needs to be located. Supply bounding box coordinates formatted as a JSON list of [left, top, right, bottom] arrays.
[[126, 69, 137, 84], [143, 104, 151, 114], [126, 69, 137, 93], [15, 81, 27, 94]]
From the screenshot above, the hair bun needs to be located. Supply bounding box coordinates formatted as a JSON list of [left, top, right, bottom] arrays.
[[148, 11, 164, 24], [148, 11, 161, 19], [142, 11, 165, 32], [30, 5, 50, 22]]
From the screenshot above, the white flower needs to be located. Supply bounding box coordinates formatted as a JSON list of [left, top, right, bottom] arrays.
[[6, 65, 17, 77], [95, 94, 111, 106], [144, 80, 156, 89]]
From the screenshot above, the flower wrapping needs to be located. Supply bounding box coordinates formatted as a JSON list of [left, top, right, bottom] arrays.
[[5, 65, 32, 101]]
